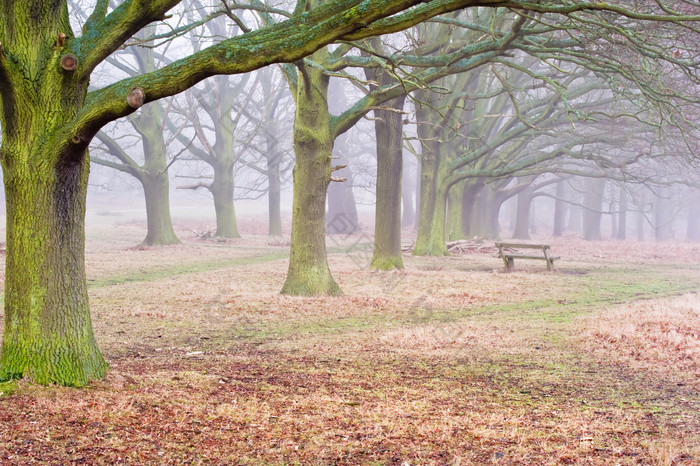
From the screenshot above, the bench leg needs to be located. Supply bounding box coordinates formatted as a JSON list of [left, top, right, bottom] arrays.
[[506, 257, 514, 269]]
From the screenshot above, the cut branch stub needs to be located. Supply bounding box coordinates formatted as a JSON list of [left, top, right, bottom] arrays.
[[56, 33, 66, 48], [60, 54, 78, 71], [127, 87, 146, 109], [330, 176, 347, 183]]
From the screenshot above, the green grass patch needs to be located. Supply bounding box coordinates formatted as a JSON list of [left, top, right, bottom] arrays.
[[87, 251, 289, 288]]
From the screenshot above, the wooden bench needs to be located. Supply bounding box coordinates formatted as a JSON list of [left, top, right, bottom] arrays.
[[494, 242, 559, 271]]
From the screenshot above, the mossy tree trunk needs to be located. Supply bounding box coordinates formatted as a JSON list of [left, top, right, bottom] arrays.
[[210, 75, 241, 238], [281, 49, 341, 296], [413, 91, 449, 256], [446, 181, 465, 242], [141, 172, 179, 246], [138, 101, 180, 246], [370, 95, 406, 270], [360, 42, 408, 270], [93, 31, 180, 247], [0, 3, 107, 385], [211, 161, 239, 238], [414, 144, 449, 256]]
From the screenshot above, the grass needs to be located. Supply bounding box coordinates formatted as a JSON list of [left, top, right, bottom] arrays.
[[0, 230, 699, 464]]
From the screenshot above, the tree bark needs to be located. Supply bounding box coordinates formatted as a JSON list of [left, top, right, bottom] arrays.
[[413, 139, 449, 256], [370, 94, 407, 270], [0, 5, 108, 386], [211, 161, 240, 238], [446, 182, 464, 241], [138, 102, 180, 246], [142, 172, 179, 246], [1, 153, 108, 386], [413, 90, 448, 256], [211, 76, 241, 239], [281, 50, 341, 295]]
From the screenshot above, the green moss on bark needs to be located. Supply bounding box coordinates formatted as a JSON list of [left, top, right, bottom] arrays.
[[281, 47, 341, 296]]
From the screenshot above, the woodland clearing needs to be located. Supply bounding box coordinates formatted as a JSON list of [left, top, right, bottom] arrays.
[[0, 220, 698, 464]]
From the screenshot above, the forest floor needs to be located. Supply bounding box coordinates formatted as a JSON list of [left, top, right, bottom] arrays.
[[0, 222, 699, 464]]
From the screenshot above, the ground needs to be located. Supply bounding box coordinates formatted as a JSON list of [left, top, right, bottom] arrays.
[[0, 220, 699, 464]]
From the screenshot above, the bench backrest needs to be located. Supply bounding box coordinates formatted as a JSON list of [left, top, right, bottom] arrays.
[[494, 242, 550, 250]]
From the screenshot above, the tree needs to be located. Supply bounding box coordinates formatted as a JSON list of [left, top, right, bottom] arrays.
[[91, 27, 181, 246], [0, 0, 507, 386]]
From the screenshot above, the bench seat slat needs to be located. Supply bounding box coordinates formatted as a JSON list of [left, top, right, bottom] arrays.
[[504, 254, 560, 261], [495, 242, 550, 249]]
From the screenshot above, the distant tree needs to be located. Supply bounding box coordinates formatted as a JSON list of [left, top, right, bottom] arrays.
[[91, 27, 181, 246]]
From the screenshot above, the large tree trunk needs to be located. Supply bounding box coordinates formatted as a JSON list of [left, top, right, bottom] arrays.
[[414, 141, 449, 256], [370, 94, 407, 270], [1, 153, 107, 386], [413, 91, 448, 256], [211, 162, 240, 238], [139, 102, 179, 246], [281, 52, 340, 296], [446, 182, 464, 242], [0, 6, 108, 386], [141, 172, 179, 246]]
